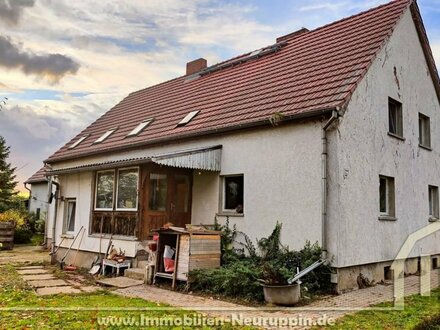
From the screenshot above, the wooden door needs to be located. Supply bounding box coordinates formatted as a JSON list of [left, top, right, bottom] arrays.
[[141, 165, 192, 239]]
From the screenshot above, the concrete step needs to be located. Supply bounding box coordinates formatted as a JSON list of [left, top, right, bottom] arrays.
[[125, 268, 145, 281]]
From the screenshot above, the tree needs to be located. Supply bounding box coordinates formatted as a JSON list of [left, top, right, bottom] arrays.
[[0, 136, 17, 212]]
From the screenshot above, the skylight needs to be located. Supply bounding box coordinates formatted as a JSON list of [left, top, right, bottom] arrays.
[[94, 128, 117, 144], [177, 110, 200, 126], [127, 118, 153, 137], [68, 135, 88, 149]]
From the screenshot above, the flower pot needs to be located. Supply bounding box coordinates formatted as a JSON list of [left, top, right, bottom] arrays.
[[262, 283, 300, 306]]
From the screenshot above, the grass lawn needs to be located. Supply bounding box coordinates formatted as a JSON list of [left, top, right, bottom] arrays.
[[0, 265, 239, 329], [324, 287, 440, 329]]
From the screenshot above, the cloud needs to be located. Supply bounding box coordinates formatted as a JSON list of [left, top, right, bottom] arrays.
[[0, 0, 34, 26], [0, 35, 80, 82]]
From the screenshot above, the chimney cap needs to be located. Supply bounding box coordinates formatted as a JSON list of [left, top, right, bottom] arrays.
[[186, 58, 207, 75]]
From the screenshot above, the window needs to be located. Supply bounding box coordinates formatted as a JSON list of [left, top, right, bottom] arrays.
[[127, 119, 153, 137], [94, 128, 117, 144], [177, 110, 199, 126], [36, 208, 41, 220], [68, 135, 88, 149], [65, 199, 76, 233], [428, 185, 439, 219], [95, 171, 115, 210], [388, 98, 403, 138], [379, 175, 395, 218], [149, 173, 168, 211], [223, 175, 244, 213], [419, 113, 431, 149], [116, 168, 139, 210]]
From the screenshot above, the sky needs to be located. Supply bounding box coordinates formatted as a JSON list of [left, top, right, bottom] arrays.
[[0, 0, 439, 192]]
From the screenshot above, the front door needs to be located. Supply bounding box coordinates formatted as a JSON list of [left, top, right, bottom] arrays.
[[141, 164, 192, 239]]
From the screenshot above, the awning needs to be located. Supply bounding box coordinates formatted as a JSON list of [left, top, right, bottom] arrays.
[[46, 145, 222, 175], [151, 145, 222, 171]]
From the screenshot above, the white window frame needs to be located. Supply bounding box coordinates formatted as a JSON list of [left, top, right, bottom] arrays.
[[428, 185, 439, 219], [388, 97, 403, 138], [64, 198, 77, 234], [126, 119, 153, 137], [94, 170, 116, 211], [94, 128, 117, 144], [379, 175, 395, 219], [221, 174, 244, 213], [68, 135, 89, 149], [177, 110, 200, 126], [419, 113, 431, 149], [115, 166, 139, 212]]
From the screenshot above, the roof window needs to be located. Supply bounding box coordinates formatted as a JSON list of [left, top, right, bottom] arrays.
[[177, 110, 199, 127], [94, 128, 117, 144], [127, 118, 154, 137], [68, 135, 88, 149]]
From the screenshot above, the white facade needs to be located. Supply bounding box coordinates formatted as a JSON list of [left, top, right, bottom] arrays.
[[50, 8, 440, 279], [327, 10, 440, 268]]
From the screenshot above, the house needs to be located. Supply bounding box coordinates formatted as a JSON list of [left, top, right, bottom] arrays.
[[24, 165, 55, 246], [44, 0, 440, 291]]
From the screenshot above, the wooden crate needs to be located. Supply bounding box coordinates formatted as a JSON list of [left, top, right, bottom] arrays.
[[0, 222, 15, 250]]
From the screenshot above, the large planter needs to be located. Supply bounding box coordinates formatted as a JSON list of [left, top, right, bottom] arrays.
[[262, 283, 300, 306], [0, 222, 15, 250]]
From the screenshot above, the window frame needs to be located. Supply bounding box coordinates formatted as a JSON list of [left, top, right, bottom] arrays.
[[115, 167, 140, 212], [126, 119, 154, 137], [221, 174, 244, 214], [94, 169, 116, 211], [388, 97, 403, 139], [379, 175, 396, 220], [64, 198, 77, 234], [94, 127, 117, 144], [428, 185, 439, 220], [419, 113, 431, 149]]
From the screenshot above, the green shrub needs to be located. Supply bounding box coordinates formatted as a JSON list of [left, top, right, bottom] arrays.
[[0, 209, 25, 227], [413, 313, 440, 330], [13, 227, 33, 244]]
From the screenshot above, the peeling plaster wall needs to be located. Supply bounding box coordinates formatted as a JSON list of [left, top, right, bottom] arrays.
[[329, 10, 440, 268], [52, 121, 324, 257]]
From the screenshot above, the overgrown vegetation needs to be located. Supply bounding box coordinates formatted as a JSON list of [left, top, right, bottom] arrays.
[[189, 220, 333, 302], [0, 208, 44, 245], [0, 136, 18, 212]]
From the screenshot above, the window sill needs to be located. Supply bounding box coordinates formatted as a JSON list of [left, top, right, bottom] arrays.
[[60, 234, 75, 239], [88, 234, 138, 241], [216, 212, 244, 218], [378, 215, 397, 221], [419, 144, 432, 151], [387, 132, 405, 141], [428, 217, 439, 222]]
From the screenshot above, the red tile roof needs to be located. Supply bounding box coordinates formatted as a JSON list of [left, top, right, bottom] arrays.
[[46, 0, 433, 164], [25, 166, 48, 184]]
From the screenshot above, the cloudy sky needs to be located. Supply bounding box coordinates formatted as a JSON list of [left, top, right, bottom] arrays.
[[0, 0, 439, 191]]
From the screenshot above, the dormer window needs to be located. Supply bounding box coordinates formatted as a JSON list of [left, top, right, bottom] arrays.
[[127, 119, 153, 137], [177, 110, 199, 127], [94, 128, 117, 144], [68, 135, 88, 149]]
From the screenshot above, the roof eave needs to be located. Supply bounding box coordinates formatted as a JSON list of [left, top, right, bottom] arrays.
[[45, 106, 337, 165]]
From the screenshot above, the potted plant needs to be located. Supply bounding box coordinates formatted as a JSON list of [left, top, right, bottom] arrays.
[[256, 223, 301, 306]]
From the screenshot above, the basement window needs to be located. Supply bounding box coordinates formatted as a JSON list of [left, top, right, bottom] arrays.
[[379, 175, 395, 220], [428, 185, 439, 220], [419, 113, 431, 149], [94, 128, 117, 144], [68, 135, 88, 149], [177, 110, 199, 126], [388, 98, 403, 138], [127, 119, 153, 137]]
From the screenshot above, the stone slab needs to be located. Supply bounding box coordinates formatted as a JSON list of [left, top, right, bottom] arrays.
[[36, 286, 81, 296], [97, 277, 143, 288], [80, 286, 101, 293], [17, 269, 50, 275], [17, 266, 45, 270], [22, 274, 55, 281], [27, 279, 70, 288]]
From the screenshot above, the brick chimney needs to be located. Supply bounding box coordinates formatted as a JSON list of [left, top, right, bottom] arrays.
[[186, 58, 207, 75]]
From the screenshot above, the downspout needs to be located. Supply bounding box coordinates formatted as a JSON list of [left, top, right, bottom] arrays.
[[24, 183, 31, 209], [321, 110, 339, 260], [50, 178, 60, 263], [43, 177, 52, 247]]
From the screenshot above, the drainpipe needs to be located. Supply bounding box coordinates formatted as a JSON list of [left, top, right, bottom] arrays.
[[24, 183, 31, 209], [321, 110, 339, 260], [50, 178, 60, 263]]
